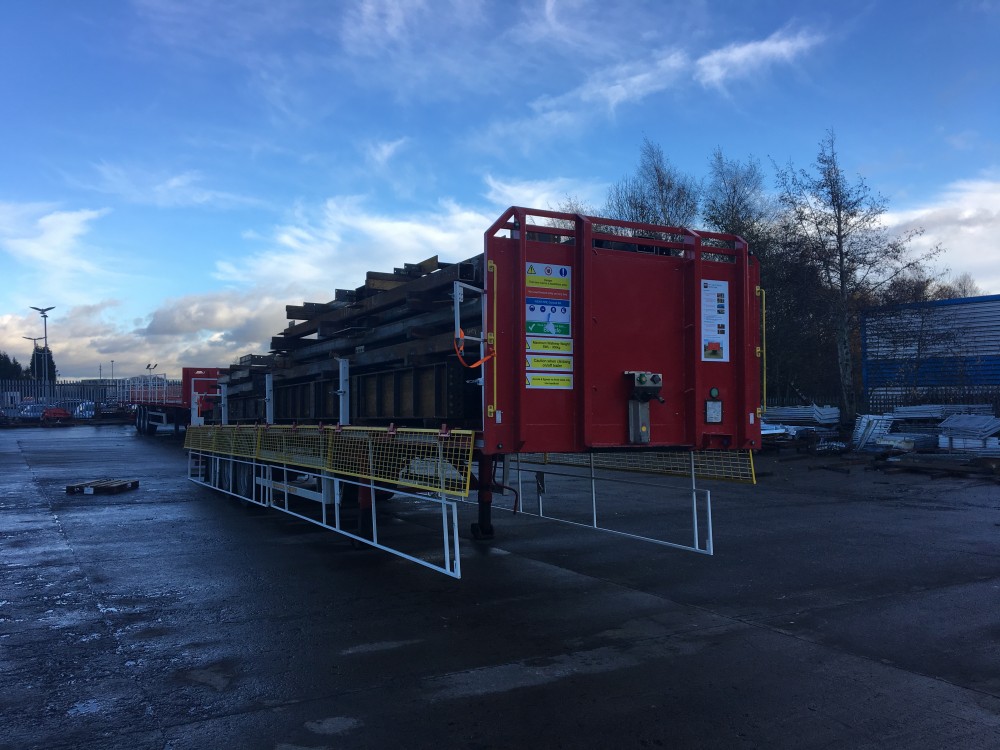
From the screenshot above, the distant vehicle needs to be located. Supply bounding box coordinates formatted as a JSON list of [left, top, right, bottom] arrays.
[[17, 403, 47, 421], [18, 400, 85, 423], [74, 401, 96, 419]]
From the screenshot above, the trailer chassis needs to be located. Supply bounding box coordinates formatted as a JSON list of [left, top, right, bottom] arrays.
[[187, 450, 464, 578]]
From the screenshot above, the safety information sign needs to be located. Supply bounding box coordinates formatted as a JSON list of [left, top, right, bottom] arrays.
[[526, 354, 573, 371], [525, 263, 571, 338], [526, 337, 573, 353], [526, 262, 574, 388], [525, 373, 574, 389], [700, 279, 730, 362]]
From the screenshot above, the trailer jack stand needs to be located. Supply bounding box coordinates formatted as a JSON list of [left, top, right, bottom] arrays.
[[472, 454, 495, 540], [355, 487, 374, 542], [471, 503, 494, 540]]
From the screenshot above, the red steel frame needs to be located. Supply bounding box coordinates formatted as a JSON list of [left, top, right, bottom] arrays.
[[129, 367, 220, 413], [480, 207, 761, 456]]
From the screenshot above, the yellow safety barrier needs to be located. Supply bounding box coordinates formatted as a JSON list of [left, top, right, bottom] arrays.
[[525, 449, 756, 484], [185, 425, 475, 497]]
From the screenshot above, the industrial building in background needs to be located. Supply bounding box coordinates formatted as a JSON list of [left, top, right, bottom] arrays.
[[862, 294, 1000, 414]]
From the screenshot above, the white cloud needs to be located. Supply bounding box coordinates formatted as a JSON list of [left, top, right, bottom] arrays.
[[365, 137, 410, 169], [484, 175, 604, 211], [84, 161, 262, 209], [885, 178, 1000, 294], [0, 202, 118, 316], [476, 24, 821, 150], [573, 51, 689, 111], [214, 195, 490, 294], [34, 196, 492, 378], [0, 203, 108, 268], [694, 29, 824, 89]]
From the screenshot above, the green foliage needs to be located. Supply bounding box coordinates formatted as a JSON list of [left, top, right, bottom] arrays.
[[27, 347, 57, 382], [0, 351, 26, 379]]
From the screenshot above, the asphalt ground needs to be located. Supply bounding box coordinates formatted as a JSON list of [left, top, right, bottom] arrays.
[[1, 425, 999, 749]]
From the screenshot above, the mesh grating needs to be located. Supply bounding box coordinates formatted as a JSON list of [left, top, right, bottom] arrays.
[[523, 449, 756, 484], [185, 425, 474, 496], [183, 426, 214, 451], [258, 426, 329, 470]]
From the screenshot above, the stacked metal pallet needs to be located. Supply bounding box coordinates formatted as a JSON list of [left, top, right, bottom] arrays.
[[937, 414, 1000, 455], [764, 404, 840, 425]]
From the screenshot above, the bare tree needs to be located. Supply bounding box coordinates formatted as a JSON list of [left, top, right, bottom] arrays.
[[933, 272, 982, 300], [545, 196, 597, 231], [703, 148, 777, 244], [553, 195, 596, 217], [604, 138, 700, 228], [775, 131, 939, 419]]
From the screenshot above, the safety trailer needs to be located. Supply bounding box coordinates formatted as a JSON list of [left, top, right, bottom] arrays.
[[130, 367, 220, 435], [185, 207, 762, 577]]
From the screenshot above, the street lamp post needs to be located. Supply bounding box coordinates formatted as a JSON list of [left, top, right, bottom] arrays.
[[145, 363, 157, 401], [30, 306, 54, 398]]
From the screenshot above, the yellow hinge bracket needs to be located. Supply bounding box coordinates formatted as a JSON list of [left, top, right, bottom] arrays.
[[487, 405, 495, 417]]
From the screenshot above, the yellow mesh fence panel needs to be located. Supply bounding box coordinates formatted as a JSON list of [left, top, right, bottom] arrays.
[[227, 427, 260, 458], [326, 428, 474, 496], [186, 425, 475, 497], [183, 426, 214, 451], [258, 426, 328, 470], [523, 449, 756, 484]]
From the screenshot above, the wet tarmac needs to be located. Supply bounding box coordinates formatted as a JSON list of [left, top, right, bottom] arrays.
[[1, 425, 999, 749]]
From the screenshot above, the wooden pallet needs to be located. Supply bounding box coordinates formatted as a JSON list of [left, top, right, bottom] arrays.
[[65, 479, 140, 495]]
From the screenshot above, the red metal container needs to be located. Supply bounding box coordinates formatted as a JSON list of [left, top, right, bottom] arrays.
[[481, 207, 761, 455]]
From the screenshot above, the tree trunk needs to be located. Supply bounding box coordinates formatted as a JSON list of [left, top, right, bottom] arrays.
[[835, 307, 856, 422]]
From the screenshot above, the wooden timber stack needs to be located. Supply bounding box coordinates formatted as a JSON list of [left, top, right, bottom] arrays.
[[222, 255, 486, 428]]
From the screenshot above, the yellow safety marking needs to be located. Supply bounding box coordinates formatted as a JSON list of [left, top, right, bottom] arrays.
[[526, 355, 573, 371], [525, 373, 573, 389], [489, 259, 498, 419], [526, 337, 573, 353]]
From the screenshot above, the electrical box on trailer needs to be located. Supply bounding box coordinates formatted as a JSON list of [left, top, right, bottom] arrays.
[[480, 207, 761, 455]]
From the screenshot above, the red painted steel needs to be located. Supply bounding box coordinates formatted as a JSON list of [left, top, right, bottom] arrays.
[[129, 367, 220, 410], [183, 367, 221, 415], [481, 207, 761, 455]]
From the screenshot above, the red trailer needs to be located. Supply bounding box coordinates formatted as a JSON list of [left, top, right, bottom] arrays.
[[185, 207, 762, 577], [479, 207, 760, 454], [130, 367, 220, 435]]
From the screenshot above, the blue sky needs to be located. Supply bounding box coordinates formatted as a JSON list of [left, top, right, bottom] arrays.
[[1, 0, 998, 379]]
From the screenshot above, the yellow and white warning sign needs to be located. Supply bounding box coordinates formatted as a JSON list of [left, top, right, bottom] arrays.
[[526, 263, 571, 296], [526, 354, 573, 371], [526, 373, 573, 390], [526, 337, 573, 354]]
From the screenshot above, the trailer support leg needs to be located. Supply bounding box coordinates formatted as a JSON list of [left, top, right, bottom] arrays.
[[472, 453, 495, 540], [357, 485, 373, 540]]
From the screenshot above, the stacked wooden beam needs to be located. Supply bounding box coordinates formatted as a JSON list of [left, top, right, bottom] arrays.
[[271, 255, 482, 361], [227, 254, 486, 427]]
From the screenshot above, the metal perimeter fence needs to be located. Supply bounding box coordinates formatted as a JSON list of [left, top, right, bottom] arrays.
[[0, 378, 132, 419]]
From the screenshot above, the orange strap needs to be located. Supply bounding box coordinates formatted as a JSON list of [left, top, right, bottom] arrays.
[[454, 328, 495, 368]]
